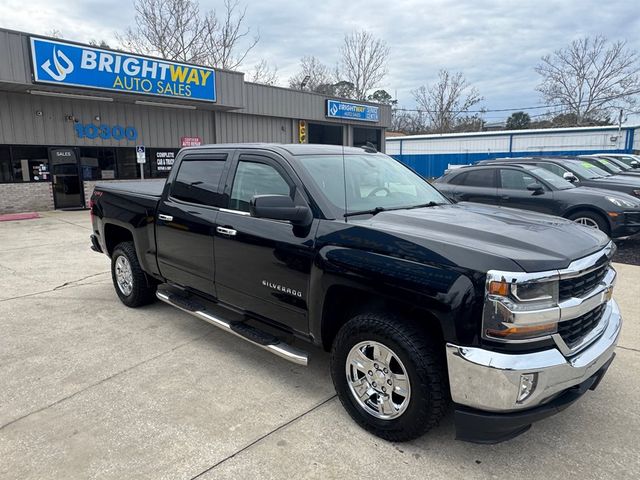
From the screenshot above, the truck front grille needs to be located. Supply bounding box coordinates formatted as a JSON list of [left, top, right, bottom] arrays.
[[558, 303, 607, 348], [559, 264, 608, 300]]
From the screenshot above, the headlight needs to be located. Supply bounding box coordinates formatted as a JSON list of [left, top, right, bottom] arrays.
[[606, 196, 637, 208], [483, 276, 559, 341]]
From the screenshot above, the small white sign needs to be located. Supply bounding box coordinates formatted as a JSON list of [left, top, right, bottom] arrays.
[[136, 145, 146, 164]]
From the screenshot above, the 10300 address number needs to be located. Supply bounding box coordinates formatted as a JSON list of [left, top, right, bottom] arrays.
[[74, 123, 138, 141]]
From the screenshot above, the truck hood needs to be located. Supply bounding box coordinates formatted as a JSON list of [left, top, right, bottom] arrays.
[[361, 202, 609, 272]]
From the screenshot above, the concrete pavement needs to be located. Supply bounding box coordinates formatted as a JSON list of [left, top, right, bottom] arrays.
[[0, 210, 638, 480]]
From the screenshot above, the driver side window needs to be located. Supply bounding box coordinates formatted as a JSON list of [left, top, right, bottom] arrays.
[[538, 163, 567, 177], [499, 169, 538, 190], [229, 160, 291, 212]]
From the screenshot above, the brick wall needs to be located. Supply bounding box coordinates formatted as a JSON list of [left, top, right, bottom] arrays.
[[0, 182, 54, 214], [0, 179, 166, 214]]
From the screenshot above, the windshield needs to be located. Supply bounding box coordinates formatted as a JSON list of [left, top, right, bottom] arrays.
[[529, 167, 575, 190], [590, 158, 623, 174], [614, 155, 640, 168], [565, 160, 611, 179], [297, 153, 449, 215]]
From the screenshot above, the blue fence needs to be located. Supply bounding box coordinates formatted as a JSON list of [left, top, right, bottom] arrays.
[[391, 149, 630, 178]]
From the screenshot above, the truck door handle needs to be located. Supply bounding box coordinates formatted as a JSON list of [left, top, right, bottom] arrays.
[[216, 226, 237, 236], [158, 214, 173, 222], [501, 195, 510, 200]]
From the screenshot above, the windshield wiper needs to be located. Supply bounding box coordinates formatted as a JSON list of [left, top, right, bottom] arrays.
[[343, 202, 444, 218], [402, 201, 443, 210], [344, 206, 387, 218]]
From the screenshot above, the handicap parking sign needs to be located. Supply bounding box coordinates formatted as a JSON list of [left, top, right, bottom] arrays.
[[136, 145, 146, 164]]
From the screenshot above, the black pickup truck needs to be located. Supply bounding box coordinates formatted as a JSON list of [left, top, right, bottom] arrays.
[[90, 144, 621, 444]]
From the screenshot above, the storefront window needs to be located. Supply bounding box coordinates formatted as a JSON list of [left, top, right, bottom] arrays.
[[353, 127, 382, 151], [79, 148, 116, 180], [10, 146, 49, 182], [116, 148, 141, 179], [0, 146, 11, 182]]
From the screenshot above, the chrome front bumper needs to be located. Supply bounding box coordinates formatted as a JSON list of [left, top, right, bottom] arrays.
[[446, 299, 621, 412]]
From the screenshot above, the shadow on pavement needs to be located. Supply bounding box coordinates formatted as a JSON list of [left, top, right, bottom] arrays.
[[614, 236, 640, 266]]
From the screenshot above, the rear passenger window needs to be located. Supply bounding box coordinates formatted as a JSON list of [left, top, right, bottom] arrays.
[[462, 169, 496, 187], [171, 157, 226, 207], [447, 172, 468, 185], [229, 161, 291, 212]]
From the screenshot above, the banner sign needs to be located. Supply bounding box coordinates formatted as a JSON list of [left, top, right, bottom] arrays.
[[181, 136, 202, 147], [30, 37, 216, 102], [156, 151, 176, 172], [326, 99, 379, 122]]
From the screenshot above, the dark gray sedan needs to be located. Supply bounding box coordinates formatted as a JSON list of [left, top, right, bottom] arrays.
[[434, 163, 640, 238]]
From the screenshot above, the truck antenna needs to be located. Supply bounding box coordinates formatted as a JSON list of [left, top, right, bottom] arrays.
[[342, 143, 348, 223]]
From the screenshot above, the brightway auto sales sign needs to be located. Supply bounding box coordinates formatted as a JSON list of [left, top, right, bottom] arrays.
[[30, 37, 216, 102]]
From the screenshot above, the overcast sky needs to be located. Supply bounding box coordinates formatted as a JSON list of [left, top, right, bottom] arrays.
[[2, 0, 639, 123]]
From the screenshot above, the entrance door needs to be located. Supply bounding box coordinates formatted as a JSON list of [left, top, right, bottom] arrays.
[[50, 147, 84, 209]]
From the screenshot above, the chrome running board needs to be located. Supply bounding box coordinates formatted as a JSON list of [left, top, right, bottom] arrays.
[[156, 288, 309, 366]]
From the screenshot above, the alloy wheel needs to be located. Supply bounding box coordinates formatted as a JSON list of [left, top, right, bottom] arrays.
[[345, 341, 411, 420]]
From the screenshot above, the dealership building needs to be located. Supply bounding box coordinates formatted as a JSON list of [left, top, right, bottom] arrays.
[[0, 28, 391, 213]]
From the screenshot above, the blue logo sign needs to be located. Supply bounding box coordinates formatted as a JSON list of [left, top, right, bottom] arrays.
[[30, 37, 216, 102], [326, 100, 379, 122]]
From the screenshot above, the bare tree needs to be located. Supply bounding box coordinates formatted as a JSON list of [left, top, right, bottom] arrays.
[[412, 70, 483, 133], [202, 0, 259, 70], [536, 36, 640, 124], [391, 110, 428, 134], [47, 29, 62, 39], [288, 56, 331, 91], [90, 39, 111, 49], [338, 31, 389, 100], [117, 0, 207, 64], [249, 59, 278, 85]]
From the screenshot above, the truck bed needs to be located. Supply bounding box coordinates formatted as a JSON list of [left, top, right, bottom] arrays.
[[95, 180, 165, 198]]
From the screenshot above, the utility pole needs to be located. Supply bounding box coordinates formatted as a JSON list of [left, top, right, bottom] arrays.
[[618, 108, 624, 151]]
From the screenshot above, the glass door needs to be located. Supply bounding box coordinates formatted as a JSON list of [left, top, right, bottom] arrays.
[[49, 147, 84, 209]]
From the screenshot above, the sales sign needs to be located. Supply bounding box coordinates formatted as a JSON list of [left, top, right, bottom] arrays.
[[30, 37, 216, 102], [326, 100, 379, 122]]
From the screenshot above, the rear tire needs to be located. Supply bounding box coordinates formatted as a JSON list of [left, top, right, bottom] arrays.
[[111, 241, 157, 308], [566, 210, 610, 236], [330, 313, 448, 442]]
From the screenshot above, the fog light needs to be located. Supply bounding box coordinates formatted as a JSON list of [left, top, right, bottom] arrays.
[[517, 373, 537, 403]]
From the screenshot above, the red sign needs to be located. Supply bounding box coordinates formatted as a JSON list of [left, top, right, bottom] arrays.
[[181, 136, 202, 147]]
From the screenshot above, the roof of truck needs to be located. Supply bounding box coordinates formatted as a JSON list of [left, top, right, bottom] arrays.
[[180, 143, 376, 156]]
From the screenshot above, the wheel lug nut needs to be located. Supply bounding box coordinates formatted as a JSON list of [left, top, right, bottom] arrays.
[[374, 363, 379, 369], [368, 370, 373, 376], [382, 387, 386, 392], [383, 368, 388, 373], [387, 379, 392, 385], [372, 382, 377, 387]]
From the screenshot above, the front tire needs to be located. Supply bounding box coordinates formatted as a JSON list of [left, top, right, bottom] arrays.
[[330, 313, 448, 442], [111, 241, 157, 308], [567, 210, 610, 236]]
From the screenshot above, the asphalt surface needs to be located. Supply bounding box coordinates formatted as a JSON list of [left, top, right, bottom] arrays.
[[614, 236, 640, 266], [1, 211, 639, 480]]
